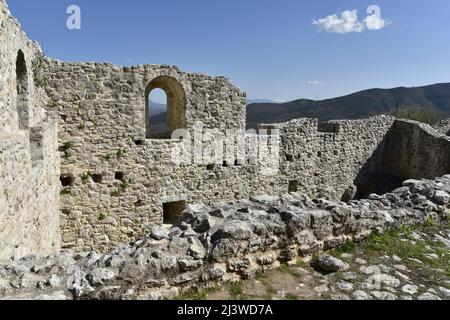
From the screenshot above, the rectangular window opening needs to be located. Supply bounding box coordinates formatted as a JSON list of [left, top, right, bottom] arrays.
[[163, 200, 187, 225], [289, 180, 299, 193]]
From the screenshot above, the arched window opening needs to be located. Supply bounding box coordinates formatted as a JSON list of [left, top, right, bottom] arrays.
[[145, 76, 187, 139], [15, 50, 30, 130], [147, 88, 168, 138]]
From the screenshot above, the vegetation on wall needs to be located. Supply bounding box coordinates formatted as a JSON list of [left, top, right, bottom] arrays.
[[391, 106, 445, 125], [60, 142, 74, 160]]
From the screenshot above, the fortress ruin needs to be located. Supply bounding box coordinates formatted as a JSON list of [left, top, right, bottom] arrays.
[[1, 0, 450, 261]]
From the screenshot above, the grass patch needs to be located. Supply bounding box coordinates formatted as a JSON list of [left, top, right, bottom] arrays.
[[110, 190, 121, 197], [120, 179, 129, 191], [117, 148, 126, 159], [279, 263, 304, 277], [363, 225, 449, 276], [329, 239, 357, 258], [173, 289, 207, 300], [255, 268, 265, 280], [229, 281, 243, 297], [340, 239, 357, 253], [364, 227, 422, 260], [285, 293, 298, 300], [265, 285, 277, 296], [296, 258, 310, 268], [421, 216, 442, 233], [279, 264, 290, 274], [60, 187, 71, 195], [60, 142, 74, 160], [81, 172, 91, 183]]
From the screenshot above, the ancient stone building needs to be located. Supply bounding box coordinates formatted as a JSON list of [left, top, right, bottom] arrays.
[[0, 0, 60, 259], [0, 0, 449, 258]]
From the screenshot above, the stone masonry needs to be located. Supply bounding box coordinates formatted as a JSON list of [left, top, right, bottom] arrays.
[[0, 0, 449, 260], [0, 176, 448, 300], [0, 0, 60, 259]]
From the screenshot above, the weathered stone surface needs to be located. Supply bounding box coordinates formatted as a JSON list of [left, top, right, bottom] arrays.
[[0, 175, 446, 300], [313, 254, 349, 273], [87, 268, 115, 285], [417, 292, 441, 300], [0, 0, 449, 301], [402, 284, 418, 295], [352, 290, 371, 300], [0, 0, 60, 260]]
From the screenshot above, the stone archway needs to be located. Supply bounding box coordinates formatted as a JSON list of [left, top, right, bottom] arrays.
[[145, 76, 187, 139]]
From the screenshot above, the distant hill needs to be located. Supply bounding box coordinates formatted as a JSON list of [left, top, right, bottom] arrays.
[[246, 99, 284, 104], [148, 101, 167, 117], [149, 83, 450, 130], [246, 83, 450, 128]]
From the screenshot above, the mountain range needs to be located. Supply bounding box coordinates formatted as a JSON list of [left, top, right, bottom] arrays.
[[148, 101, 167, 117], [149, 83, 450, 130]]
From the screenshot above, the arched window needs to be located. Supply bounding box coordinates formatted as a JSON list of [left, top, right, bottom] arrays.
[[147, 88, 168, 138], [15, 50, 29, 130], [145, 76, 187, 139]]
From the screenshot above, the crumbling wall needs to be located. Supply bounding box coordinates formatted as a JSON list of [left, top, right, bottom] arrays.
[[435, 120, 450, 136], [1, 0, 444, 255], [354, 119, 450, 198], [42, 61, 284, 252], [0, 0, 60, 259], [259, 116, 396, 200], [38, 55, 401, 254], [0, 176, 448, 300], [41, 57, 404, 253], [382, 120, 450, 181]]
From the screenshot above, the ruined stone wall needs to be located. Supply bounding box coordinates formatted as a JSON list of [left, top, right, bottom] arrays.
[[39, 54, 401, 254], [0, 176, 448, 300], [0, 0, 444, 255], [0, 0, 60, 259], [41, 60, 285, 252], [382, 120, 450, 181], [435, 120, 450, 136], [260, 116, 396, 200]]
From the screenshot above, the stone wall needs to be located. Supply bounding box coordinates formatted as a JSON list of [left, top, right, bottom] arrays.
[[40, 56, 405, 254], [0, 0, 60, 259], [1, 0, 450, 258], [354, 120, 450, 198], [260, 116, 396, 200], [383, 120, 450, 182], [435, 120, 450, 136], [41, 60, 283, 252], [37, 53, 450, 254], [0, 175, 448, 300]]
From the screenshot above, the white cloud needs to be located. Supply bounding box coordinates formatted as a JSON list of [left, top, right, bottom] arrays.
[[313, 10, 365, 34], [307, 80, 325, 86], [313, 7, 390, 34]]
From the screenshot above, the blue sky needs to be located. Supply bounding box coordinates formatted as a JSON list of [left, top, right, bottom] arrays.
[[8, 0, 450, 103]]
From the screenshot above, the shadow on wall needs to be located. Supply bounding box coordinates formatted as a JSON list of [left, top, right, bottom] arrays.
[[353, 120, 450, 199], [16, 50, 29, 130]]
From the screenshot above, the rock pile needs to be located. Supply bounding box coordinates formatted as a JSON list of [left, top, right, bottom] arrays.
[[0, 176, 449, 300]]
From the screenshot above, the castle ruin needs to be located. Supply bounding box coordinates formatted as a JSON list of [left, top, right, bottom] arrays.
[[1, 0, 450, 260]]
